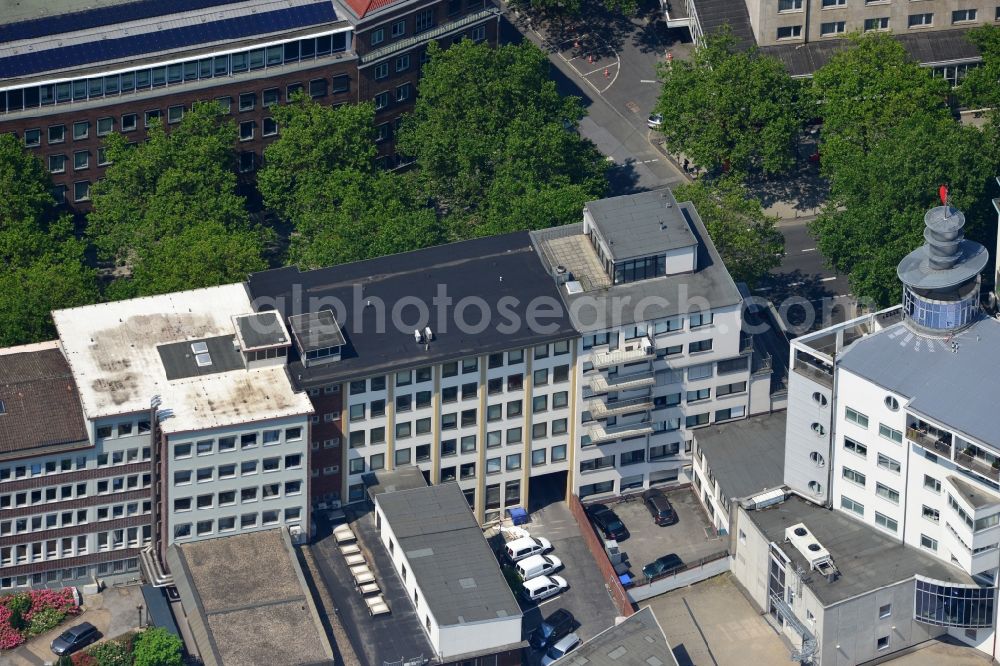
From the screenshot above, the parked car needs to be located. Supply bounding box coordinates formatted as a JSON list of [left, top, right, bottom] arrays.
[[541, 632, 581, 665], [516, 554, 563, 581], [528, 608, 575, 650], [647, 113, 664, 130], [642, 554, 684, 579], [505, 536, 553, 562], [586, 504, 630, 542], [521, 575, 568, 603], [643, 489, 677, 526], [51, 622, 100, 656]]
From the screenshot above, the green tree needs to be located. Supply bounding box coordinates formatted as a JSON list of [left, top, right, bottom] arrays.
[[0, 134, 98, 346], [960, 25, 1000, 109], [654, 30, 803, 178], [397, 39, 606, 238], [810, 32, 951, 177], [88, 101, 266, 296], [133, 627, 184, 666], [673, 179, 784, 287], [811, 113, 998, 306]]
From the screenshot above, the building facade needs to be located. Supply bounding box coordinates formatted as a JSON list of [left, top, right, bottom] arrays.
[[0, 0, 500, 209]]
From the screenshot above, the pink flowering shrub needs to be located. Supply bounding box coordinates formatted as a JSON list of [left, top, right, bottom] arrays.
[[0, 588, 79, 649]]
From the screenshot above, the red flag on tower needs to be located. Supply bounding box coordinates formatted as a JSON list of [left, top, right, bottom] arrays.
[[939, 184, 948, 206]]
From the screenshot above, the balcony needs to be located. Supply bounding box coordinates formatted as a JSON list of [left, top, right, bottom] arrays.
[[586, 395, 654, 419], [587, 421, 654, 445], [792, 360, 833, 389], [907, 427, 953, 458], [589, 370, 655, 394], [592, 337, 654, 369], [955, 450, 1000, 482]]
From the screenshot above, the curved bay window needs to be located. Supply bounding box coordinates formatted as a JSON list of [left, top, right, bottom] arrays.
[[902, 279, 979, 333], [914, 577, 995, 628]]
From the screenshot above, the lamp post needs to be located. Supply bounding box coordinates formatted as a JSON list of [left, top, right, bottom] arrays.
[[137, 603, 144, 629]]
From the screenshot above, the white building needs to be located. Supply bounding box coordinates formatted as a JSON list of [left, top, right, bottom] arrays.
[[372, 480, 522, 661]]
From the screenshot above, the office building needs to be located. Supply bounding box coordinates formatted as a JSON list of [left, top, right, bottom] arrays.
[[0, 0, 500, 208], [682, 0, 982, 77]]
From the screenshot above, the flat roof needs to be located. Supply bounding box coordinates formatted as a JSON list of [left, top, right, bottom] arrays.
[[531, 202, 743, 333], [695, 412, 786, 501], [233, 311, 290, 351], [167, 528, 334, 666], [364, 465, 428, 497], [52, 283, 312, 434], [562, 607, 678, 666], [246, 232, 578, 388], [748, 496, 973, 606], [947, 475, 1000, 510], [289, 310, 346, 352], [375, 483, 521, 626], [688, 0, 755, 50], [838, 317, 1000, 447], [0, 342, 89, 456], [585, 190, 697, 262]]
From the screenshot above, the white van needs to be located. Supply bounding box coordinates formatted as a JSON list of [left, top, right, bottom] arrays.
[[521, 575, 568, 603], [505, 536, 552, 562], [516, 554, 563, 581]]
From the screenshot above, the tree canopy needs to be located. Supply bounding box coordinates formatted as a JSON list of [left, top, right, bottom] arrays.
[[396, 39, 607, 239], [0, 134, 97, 345], [133, 627, 184, 666], [654, 31, 804, 178], [959, 25, 1000, 110], [809, 33, 998, 306], [674, 179, 784, 288], [88, 101, 267, 297]]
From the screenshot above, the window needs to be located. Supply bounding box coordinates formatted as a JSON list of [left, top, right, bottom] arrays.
[[241, 460, 258, 476], [239, 121, 255, 141], [864, 16, 890, 31], [877, 453, 901, 473], [507, 400, 522, 418], [309, 78, 328, 98], [167, 105, 184, 124], [73, 151, 90, 171], [472, 24, 486, 42], [239, 92, 256, 111], [286, 83, 304, 100], [687, 388, 710, 403], [415, 8, 435, 32], [923, 505, 940, 523], [48, 154, 66, 173], [821, 0, 845, 5], [621, 449, 645, 466], [24, 129, 41, 147], [688, 363, 713, 381], [375, 62, 389, 80], [460, 462, 475, 479], [953, 8, 977, 22], [263, 88, 280, 107], [72, 121, 89, 140], [820, 20, 846, 35], [841, 495, 864, 516], [144, 110, 161, 127], [875, 512, 898, 532], [441, 439, 457, 457], [215, 96, 232, 113], [374, 92, 389, 110], [532, 449, 547, 466], [879, 424, 903, 444], [506, 427, 522, 444], [778, 0, 802, 9], [876, 483, 899, 504], [924, 474, 941, 493], [370, 453, 385, 471], [845, 407, 869, 428], [371, 27, 385, 45], [877, 636, 890, 651], [533, 422, 547, 439], [879, 603, 892, 619], [396, 422, 411, 439], [396, 83, 411, 102], [349, 458, 365, 474], [909, 12, 933, 27], [48, 125, 66, 144], [392, 19, 406, 37], [842, 467, 866, 486], [196, 440, 213, 456], [844, 437, 867, 457], [776, 25, 802, 39], [239, 151, 255, 173]]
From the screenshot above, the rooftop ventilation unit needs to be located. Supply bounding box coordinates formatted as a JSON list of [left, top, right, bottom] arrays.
[[785, 523, 836, 576]]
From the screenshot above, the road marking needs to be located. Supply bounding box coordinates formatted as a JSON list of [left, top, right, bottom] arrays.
[[536, 596, 564, 609], [640, 159, 659, 164], [801, 247, 817, 252], [640, 79, 658, 83], [820, 276, 837, 282]]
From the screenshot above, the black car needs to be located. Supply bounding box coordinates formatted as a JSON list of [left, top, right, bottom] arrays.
[[642, 489, 677, 526], [642, 554, 684, 579], [528, 608, 575, 650], [51, 622, 100, 656], [586, 504, 630, 541]]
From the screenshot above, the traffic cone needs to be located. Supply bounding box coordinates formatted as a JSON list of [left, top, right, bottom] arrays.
[[604, 67, 609, 78], [588, 54, 593, 64]]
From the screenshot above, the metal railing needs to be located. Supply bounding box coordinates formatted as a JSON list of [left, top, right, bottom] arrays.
[[955, 450, 1000, 482], [361, 9, 499, 64], [593, 338, 654, 369], [586, 395, 654, 419], [906, 427, 953, 457]]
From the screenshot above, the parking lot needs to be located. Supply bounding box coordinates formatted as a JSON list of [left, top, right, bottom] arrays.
[[591, 487, 725, 578], [642, 573, 790, 666], [516, 499, 621, 664]]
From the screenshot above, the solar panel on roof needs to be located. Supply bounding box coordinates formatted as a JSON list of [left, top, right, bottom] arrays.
[[0, 0, 251, 45], [0, 4, 338, 78]]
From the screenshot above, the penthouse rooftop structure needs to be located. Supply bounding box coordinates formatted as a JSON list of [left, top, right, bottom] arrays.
[[246, 231, 578, 388]]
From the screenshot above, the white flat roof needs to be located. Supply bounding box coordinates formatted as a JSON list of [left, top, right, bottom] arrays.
[[52, 283, 312, 434]]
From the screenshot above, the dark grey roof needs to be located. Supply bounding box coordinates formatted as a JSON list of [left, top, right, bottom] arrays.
[[365, 465, 428, 497], [288, 310, 346, 353], [761, 28, 982, 77], [689, 0, 755, 50], [246, 232, 577, 388], [585, 190, 697, 262], [234, 312, 289, 351], [0, 346, 89, 456], [532, 203, 744, 332], [838, 317, 1000, 447], [695, 412, 786, 501], [157, 335, 244, 381], [749, 496, 973, 606], [375, 483, 521, 626], [562, 607, 677, 666]]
